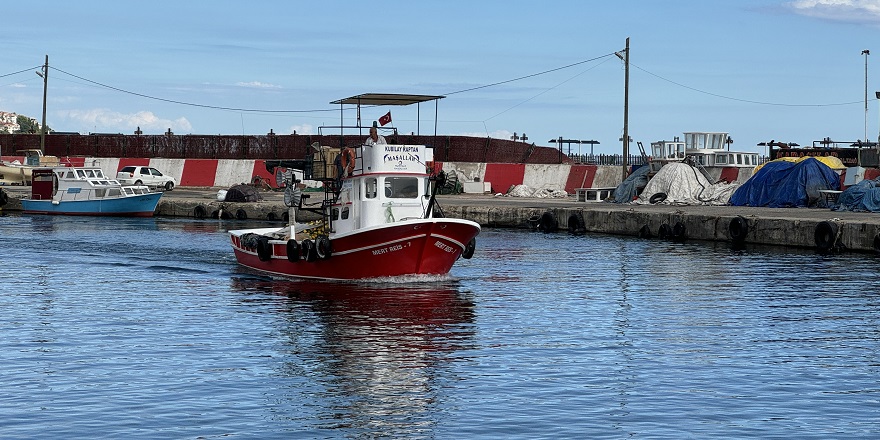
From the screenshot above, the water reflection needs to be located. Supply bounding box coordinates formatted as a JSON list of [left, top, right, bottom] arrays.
[[230, 277, 476, 437]]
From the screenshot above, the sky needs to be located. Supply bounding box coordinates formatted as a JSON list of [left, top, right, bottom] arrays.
[[1, 0, 879, 155]]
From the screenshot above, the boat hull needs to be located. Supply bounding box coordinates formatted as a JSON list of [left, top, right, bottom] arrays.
[[20, 192, 162, 217], [230, 219, 481, 280]]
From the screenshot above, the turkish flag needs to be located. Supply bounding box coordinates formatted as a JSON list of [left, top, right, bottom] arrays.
[[379, 111, 392, 126]]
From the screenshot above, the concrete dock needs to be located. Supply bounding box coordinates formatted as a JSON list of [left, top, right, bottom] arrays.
[[3, 185, 880, 253]]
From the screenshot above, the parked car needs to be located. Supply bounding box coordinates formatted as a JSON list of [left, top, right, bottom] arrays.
[[116, 166, 176, 191]]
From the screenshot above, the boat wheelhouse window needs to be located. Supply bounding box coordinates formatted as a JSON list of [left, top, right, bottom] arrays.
[[716, 154, 727, 165], [386, 177, 419, 199], [95, 188, 106, 198], [331, 207, 339, 220], [341, 207, 350, 220], [365, 178, 378, 199], [736, 154, 742, 165], [65, 171, 75, 179], [108, 188, 121, 197], [76, 170, 86, 178], [94, 170, 105, 178], [708, 133, 726, 149]]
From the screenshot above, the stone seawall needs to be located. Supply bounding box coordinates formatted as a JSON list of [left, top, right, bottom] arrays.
[[4, 186, 879, 253]]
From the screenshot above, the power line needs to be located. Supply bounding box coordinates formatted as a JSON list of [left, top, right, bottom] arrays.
[[631, 62, 869, 107], [444, 53, 618, 96], [0, 66, 43, 79], [51, 66, 339, 114]]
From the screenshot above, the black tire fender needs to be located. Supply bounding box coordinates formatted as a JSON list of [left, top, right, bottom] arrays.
[[286, 239, 300, 262], [235, 208, 248, 220], [537, 211, 558, 233], [649, 192, 667, 204], [256, 236, 272, 262], [193, 205, 207, 219], [315, 235, 332, 259], [567, 212, 586, 235], [637, 224, 652, 239], [814, 221, 839, 251], [462, 238, 476, 259], [729, 216, 748, 243], [658, 223, 672, 240], [672, 222, 687, 242], [301, 239, 318, 262]]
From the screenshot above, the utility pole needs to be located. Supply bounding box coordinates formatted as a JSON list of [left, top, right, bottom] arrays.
[[39, 55, 48, 153], [620, 38, 630, 180], [863, 49, 870, 143]]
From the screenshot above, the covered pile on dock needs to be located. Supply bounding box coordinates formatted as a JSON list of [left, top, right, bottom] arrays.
[[222, 184, 264, 202], [610, 165, 650, 203], [729, 157, 839, 208], [634, 162, 739, 205], [833, 177, 880, 212]]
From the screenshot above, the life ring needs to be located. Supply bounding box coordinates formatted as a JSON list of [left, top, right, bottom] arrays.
[[193, 205, 207, 219], [340, 147, 356, 177], [814, 221, 839, 251], [256, 236, 272, 262], [301, 239, 318, 262], [637, 224, 652, 239], [658, 223, 672, 240], [286, 239, 300, 262], [672, 222, 687, 242], [235, 208, 248, 220], [462, 238, 476, 259], [649, 192, 667, 204], [567, 212, 586, 235], [537, 211, 558, 233], [728, 216, 748, 243], [315, 235, 332, 259]]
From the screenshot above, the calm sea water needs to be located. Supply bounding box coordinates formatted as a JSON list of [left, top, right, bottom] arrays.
[[1, 213, 878, 439]]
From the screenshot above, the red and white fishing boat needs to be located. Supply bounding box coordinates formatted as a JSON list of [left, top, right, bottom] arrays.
[[229, 93, 481, 280]]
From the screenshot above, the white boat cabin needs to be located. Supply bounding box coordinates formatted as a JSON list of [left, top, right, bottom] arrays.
[[649, 132, 760, 173], [327, 144, 433, 234], [31, 167, 152, 202]]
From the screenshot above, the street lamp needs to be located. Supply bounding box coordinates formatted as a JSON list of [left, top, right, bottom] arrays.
[[876, 91, 880, 145]]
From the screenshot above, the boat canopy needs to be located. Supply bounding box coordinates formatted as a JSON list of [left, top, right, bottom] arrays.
[[330, 93, 444, 106]]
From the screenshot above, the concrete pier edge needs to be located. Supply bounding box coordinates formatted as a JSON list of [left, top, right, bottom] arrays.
[[4, 186, 880, 253]]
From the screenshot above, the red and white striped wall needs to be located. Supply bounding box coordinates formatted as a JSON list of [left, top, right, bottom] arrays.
[[1, 155, 756, 192]]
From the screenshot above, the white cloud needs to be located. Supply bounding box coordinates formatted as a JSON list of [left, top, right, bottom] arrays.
[[60, 108, 192, 133], [236, 81, 282, 89], [787, 0, 880, 23]]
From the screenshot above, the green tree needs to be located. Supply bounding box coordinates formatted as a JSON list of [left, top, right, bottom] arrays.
[[15, 115, 51, 134]]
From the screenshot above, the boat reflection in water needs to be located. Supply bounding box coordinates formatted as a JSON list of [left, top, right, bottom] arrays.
[[230, 276, 476, 436]]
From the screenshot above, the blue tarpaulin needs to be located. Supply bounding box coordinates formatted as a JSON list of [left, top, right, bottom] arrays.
[[610, 164, 650, 203], [729, 158, 840, 208], [833, 178, 880, 212]]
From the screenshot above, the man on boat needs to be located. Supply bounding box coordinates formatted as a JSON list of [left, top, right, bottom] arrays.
[[364, 124, 386, 146]]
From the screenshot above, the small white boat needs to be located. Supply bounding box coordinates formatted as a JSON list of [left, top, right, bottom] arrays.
[[20, 166, 162, 216]]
